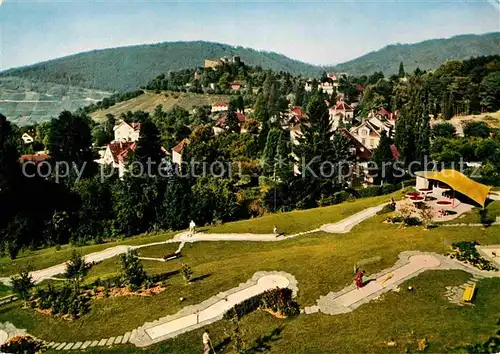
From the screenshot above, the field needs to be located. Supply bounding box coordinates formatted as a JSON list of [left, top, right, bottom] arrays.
[[0, 76, 111, 125], [1, 191, 500, 353], [439, 110, 500, 135], [91, 91, 230, 122]]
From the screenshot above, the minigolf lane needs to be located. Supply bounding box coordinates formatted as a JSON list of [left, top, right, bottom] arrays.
[[131, 273, 292, 346], [335, 255, 441, 308]]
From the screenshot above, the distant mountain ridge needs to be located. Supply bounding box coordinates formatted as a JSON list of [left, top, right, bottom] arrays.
[[329, 32, 500, 75], [0, 41, 322, 92], [2, 33, 500, 92]]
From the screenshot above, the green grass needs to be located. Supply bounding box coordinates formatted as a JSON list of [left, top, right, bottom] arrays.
[[2, 212, 500, 344], [91, 91, 230, 122], [49, 271, 500, 354], [0, 283, 12, 298], [205, 190, 406, 235], [2, 190, 500, 352], [0, 231, 176, 277], [0, 191, 404, 277]]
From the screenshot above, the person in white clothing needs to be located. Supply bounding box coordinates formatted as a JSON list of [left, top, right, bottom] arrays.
[[202, 329, 214, 354], [189, 220, 196, 236]]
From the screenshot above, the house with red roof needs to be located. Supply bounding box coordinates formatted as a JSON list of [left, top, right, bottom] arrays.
[[100, 141, 137, 177], [19, 153, 50, 164], [211, 102, 229, 113], [114, 121, 141, 142], [329, 98, 355, 130], [171, 138, 190, 166], [213, 112, 247, 135], [339, 128, 372, 161]]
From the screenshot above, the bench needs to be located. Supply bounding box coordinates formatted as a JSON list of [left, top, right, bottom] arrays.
[[164, 252, 181, 261], [462, 283, 476, 302]]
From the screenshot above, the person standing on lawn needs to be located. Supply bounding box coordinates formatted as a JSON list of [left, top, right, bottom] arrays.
[[355, 270, 365, 289], [189, 220, 196, 236], [203, 329, 215, 354]]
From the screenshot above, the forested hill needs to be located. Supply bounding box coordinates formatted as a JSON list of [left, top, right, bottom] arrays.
[[329, 32, 500, 76], [3, 33, 500, 92], [0, 41, 322, 92]]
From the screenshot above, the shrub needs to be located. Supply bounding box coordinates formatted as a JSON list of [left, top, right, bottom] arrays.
[[0, 335, 43, 354], [120, 250, 147, 287], [223, 287, 299, 320], [404, 217, 422, 226], [180, 264, 193, 284], [11, 268, 35, 304], [64, 250, 91, 290], [377, 203, 396, 215], [32, 283, 91, 319], [261, 287, 299, 317], [449, 241, 497, 271], [390, 216, 404, 223]]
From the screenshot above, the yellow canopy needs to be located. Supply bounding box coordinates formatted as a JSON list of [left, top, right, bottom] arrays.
[[417, 169, 492, 207]]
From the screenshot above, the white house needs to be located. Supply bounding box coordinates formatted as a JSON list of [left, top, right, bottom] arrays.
[[211, 102, 229, 113], [349, 121, 382, 150], [22, 133, 34, 144], [113, 121, 141, 142], [329, 99, 355, 130], [172, 138, 189, 166], [99, 141, 137, 177]]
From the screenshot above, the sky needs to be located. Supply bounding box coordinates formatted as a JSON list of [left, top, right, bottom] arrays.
[[0, 0, 499, 70]]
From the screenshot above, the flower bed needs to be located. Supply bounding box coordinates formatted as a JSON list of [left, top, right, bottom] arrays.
[[410, 196, 424, 201], [406, 192, 420, 197], [436, 200, 451, 205], [448, 241, 497, 271]]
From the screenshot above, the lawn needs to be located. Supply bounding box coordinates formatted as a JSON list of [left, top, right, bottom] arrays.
[[0, 191, 404, 277], [2, 211, 500, 345], [204, 190, 407, 235], [49, 270, 500, 354], [0, 231, 176, 277]]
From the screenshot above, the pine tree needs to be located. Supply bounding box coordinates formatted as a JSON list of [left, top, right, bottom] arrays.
[[0, 114, 21, 194], [398, 62, 405, 78], [371, 132, 395, 183], [294, 94, 336, 178], [132, 118, 163, 168]]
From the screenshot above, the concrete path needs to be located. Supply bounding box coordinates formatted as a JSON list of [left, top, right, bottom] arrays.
[[2, 203, 390, 284], [130, 271, 298, 347], [5, 249, 500, 350], [320, 204, 384, 233]]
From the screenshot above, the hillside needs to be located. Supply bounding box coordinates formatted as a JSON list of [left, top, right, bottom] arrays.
[[1, 41, 321, 92], [0, 76, 111, 125], [330, 32, 500, 76], [91, 91, 230, 122], [4, 34, 500, 93]]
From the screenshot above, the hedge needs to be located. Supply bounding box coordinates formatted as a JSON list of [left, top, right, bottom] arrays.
[[223, 287, 299, 321], [318, 179, 415, 208]]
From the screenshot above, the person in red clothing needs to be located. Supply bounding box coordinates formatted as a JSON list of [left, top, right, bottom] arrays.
[[355, 270, 365, 289]]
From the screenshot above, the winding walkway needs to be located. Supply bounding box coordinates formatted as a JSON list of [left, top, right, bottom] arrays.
[[8, 249, 499, 351], [2, 203, 384, 284], [2, 203, 500, 350]]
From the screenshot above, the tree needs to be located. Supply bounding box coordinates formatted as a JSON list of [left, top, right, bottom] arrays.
[[480, 71, 500, 111], [432, 122, 456, 138], [398, 62, 405, 78], [463, 121, 491, 138], [64, 250, 91, 290], [160, 175, 192, 230], [104, 113, 116, 141], [225, 109, 240, 134], [47, 110, 95, 171], [180, 263, 193, 284], [294, 94, 336, 177], [132, 118, 163, 169], [11, 268, 35, 305], [120, 250, 147, 288], [371, 132, 395, 183], [0, 114, 21, 194]]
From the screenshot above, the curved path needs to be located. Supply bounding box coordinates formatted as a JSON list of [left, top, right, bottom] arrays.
[[2, 203, 386, 284], [14, 250, 500, 351]]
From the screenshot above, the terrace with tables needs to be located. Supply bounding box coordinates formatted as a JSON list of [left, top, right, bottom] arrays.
[[400, 170, 493, 222]]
